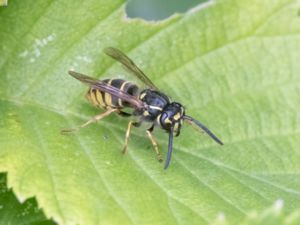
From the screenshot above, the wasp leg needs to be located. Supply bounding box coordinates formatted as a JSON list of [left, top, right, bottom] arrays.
[[61, 108, 118, 133], [117, 111, 132, 117], [122, 121, 133, 154], [122, 121, 141, 154], [146, 127, 163, 163]]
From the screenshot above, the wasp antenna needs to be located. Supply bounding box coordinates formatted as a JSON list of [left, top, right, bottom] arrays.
[[164, 126, 174, 170], [183, 115, 223, 145]]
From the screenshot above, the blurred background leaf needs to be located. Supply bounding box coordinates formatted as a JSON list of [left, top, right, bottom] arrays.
[[126, 0, 209, 20], [0, 173, 56, 225]]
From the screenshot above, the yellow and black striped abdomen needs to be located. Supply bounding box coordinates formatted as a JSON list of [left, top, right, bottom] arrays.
[[85, 79, 139, 109]]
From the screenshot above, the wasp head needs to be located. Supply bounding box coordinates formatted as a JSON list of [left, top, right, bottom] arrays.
[[160, 102, 185, 136]]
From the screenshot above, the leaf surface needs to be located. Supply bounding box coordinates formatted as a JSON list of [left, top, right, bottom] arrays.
[[0, 0, 300, 224]]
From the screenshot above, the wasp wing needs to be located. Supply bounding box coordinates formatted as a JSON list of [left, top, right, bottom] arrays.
[[68, 70, 145, 109], [104, 47, 158, 90]]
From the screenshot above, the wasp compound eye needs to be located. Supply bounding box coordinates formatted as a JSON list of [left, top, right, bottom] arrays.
[[160, 112, 172, 131]]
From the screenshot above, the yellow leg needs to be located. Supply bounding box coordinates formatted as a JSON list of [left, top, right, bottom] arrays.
[[146, 130, 163, 162], [122, 121, 133, 154], [61, 108, 117, 133]]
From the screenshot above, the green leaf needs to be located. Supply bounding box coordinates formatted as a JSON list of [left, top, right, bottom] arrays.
[[0, 173, 56, 225], [0, 0, 300, 224], [213, 200, 300, 225]]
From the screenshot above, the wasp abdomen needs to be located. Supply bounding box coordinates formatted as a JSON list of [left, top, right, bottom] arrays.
[[86, 79, 139, 109]]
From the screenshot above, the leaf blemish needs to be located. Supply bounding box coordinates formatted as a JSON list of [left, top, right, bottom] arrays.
[[214, 212, 226, 223], [19, 50, 29, 58], [70, 55, 92, 70], [18, 33, 56, 63], [274, 199, 284, 210], [76, 55, 92, 63]]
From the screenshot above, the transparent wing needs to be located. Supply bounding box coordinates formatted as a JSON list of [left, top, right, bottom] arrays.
[[68, 70, 145, 109], [104, 47, 158, 90]]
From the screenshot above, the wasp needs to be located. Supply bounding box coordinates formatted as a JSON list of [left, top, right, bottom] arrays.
[[62, 47, 223, 169]]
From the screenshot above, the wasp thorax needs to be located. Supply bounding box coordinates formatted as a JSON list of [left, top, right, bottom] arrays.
[[138, 89, 170, 122], [160, 102, 185, 136]]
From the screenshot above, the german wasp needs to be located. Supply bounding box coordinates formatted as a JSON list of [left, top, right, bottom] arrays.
[[62, 47, 223, 169]]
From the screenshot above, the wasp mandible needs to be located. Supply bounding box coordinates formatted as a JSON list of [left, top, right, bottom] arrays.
[[62, 47, 223, 169]]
